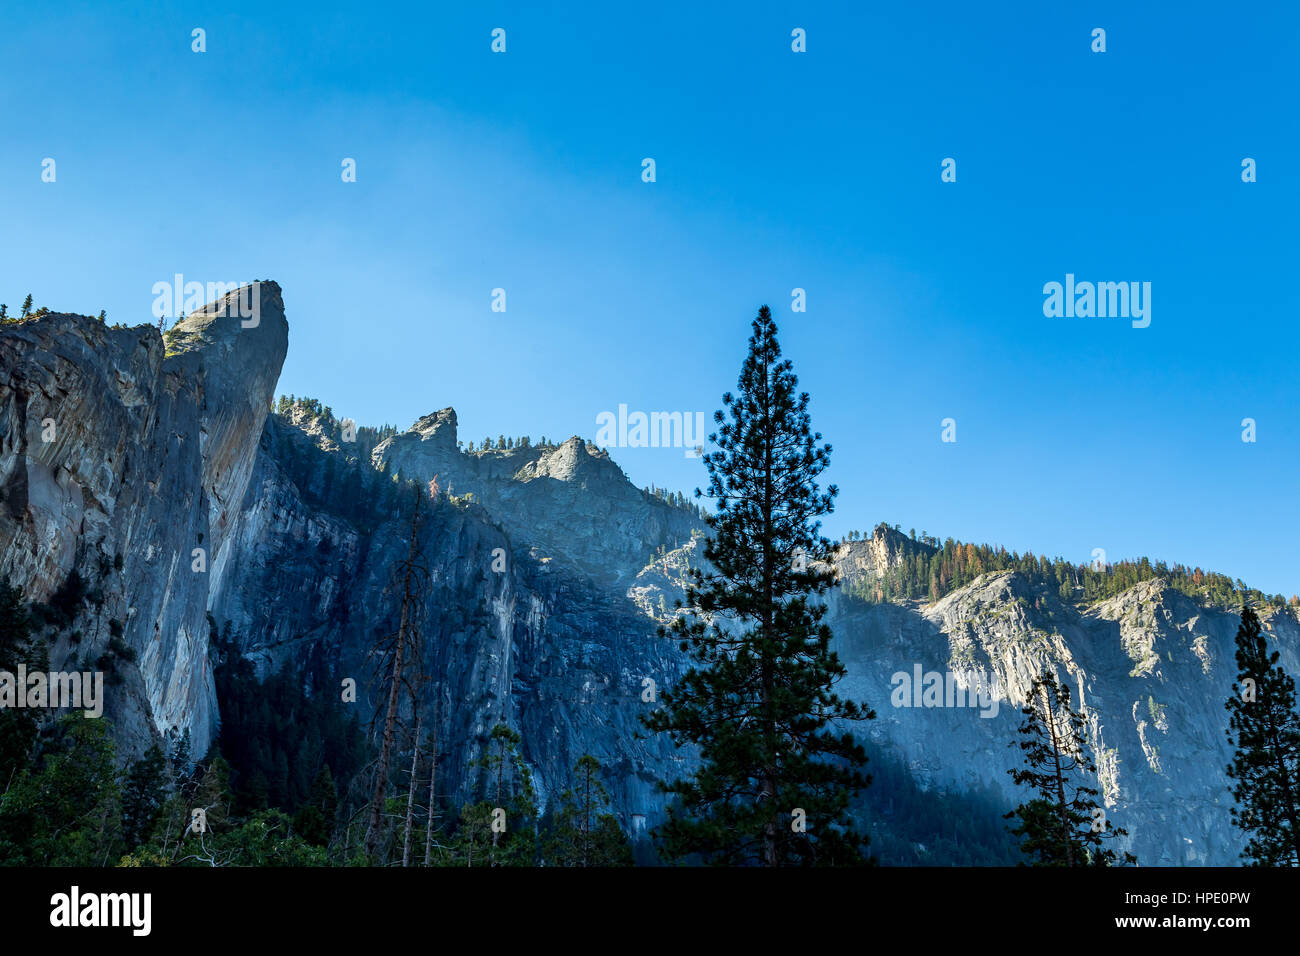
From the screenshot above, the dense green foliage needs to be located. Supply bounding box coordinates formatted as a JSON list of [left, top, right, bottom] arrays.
[[0, 579, 44, 784], [210, 621, 368, 822], [443, 724, 539, 867], [1225, 605, 1300, 866], [846, 523, 1292, 610], [539, 755, 635, 867]]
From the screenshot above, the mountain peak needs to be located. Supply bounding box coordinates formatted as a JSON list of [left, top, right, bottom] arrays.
[[410, 407, 459, 451], [164, 280, 288, 379], [835, 523, 937, 586]]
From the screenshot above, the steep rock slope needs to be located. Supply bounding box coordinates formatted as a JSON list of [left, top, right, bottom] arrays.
[[0, 283, 287, 758], [210, 411, 694, 826], [3, 284, 1294, 864], [372, 409, 699, 585], [827, 547, 1300, 864]]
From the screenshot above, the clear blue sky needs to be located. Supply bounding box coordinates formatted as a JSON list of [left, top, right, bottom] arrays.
[[3, 1, 1296, 595]]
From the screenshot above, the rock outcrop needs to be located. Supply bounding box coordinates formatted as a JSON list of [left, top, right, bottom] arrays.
[[2, 281, 1294, 864], [827, 559, 1300, 864], [372, 414, 699, 585], [0, 282, 287, 758]]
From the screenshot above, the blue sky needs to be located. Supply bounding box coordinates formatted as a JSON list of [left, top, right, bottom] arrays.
[[3, 1, 1297, 594]]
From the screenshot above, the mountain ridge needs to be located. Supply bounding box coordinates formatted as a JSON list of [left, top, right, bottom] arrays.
[[2, 282, 1295, 864]]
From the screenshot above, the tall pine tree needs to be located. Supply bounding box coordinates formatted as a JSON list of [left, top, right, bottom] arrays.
[[1005, 673, 1134, 865], [1225, 604, 1300, 865], [643, 305, 873, 866], [541, 755, 634, 867]]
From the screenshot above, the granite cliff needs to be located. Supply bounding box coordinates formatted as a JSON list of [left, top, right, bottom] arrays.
[[1, 282, 1293, 863]]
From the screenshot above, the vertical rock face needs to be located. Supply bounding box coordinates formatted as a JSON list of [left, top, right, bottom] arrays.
[[211, 411, 695, 825], [827, 546, 1300, 865], [2, 282, 1294, 863], [0, 283, 287, 759], [372, 417, 699, 585]]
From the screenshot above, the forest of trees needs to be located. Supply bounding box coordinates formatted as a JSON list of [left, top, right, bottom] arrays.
[[853, 740, 1022, 865], [642, 483, 700, 513], [844, 523, 1294, 611], [0, 578, 635, 866]]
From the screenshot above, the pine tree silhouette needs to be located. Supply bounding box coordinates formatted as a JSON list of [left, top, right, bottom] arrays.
[[643, 305, 873, 866], [1006, 672, 1135, 865], [1226, 604, 1300, 865]]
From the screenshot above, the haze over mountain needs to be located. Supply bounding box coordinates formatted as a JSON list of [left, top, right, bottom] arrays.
[[2, 282, 1295, 864]]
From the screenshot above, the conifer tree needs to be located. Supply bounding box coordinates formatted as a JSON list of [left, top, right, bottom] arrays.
[[121, 744, 168, 850], [643, 305, 873, 866], [1225, 604, 1300, 865], [0, 714, 123, 865], [453, 723, 537, 866], [1006, 673, 1134, 865], [20, 294, 32, 318], [541, 755, 633, 867], [0, 579, 39, 783], [293, 765, 338, 847]]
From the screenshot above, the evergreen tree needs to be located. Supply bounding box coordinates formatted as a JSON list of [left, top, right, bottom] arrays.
[[0, 579, 40, 783], [294, 765, 338, 847], [541, 755, 634, 867], [0, 714, 124, 866], [20, 294, 32, 318], [452, 723, 537, 866], [1005, 673, 1134, 865], [1225, 604, 1300, 865], [121, 744, 167, 850], [191, 754, 234, 834], [643, 305, 873, 866]]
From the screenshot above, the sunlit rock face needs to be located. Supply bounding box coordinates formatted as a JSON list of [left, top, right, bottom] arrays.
[[827, 539, 1300, 865], [0, 282, 287, 759], [3, 283, 1293, 863]]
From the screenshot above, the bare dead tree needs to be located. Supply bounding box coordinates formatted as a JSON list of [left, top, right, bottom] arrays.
[[424, 699, 440, 866], [402, 716, 421, 867], [364, 483, 432, 859]]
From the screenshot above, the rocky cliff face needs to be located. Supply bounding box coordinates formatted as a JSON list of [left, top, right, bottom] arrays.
[[1, 282, 1293, 863], [0, 282, 287, 760], [209, 408, 693, 823], [371, 409, 699, 585], [827, 556, 1300, 864]]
